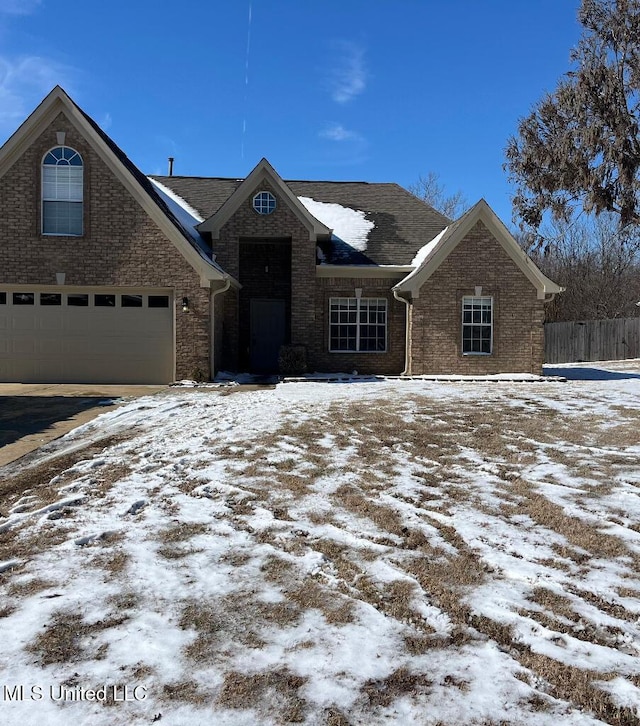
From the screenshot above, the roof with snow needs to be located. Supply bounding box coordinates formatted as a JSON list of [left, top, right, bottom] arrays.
[[68, 95, 225, 274], [149, 175, 450, 266]]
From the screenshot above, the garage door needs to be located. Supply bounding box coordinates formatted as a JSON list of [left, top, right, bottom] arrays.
[[0, 288, 174, 384]]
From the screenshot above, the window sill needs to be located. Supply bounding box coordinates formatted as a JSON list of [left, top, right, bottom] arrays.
[[462, 352, 493, 356], [42, 233, 84, 237], [329, 350, 388, 354]]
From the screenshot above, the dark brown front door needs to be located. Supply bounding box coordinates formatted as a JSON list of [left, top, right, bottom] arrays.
[[250, 299, 286, 372]]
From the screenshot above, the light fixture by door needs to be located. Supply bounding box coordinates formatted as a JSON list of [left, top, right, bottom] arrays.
[[182, 297, 190, 312]]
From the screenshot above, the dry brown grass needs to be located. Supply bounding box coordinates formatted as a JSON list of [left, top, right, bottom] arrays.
[[107, 590, 140, 611], [0, 520, 71, 568], [27, 609, 128, 665], [516, 652, 637, 725], [155, 521, 209, 559], [179, 592, 303, 663], [90, 548, 129, 576], [90, 462, 133, 496], [6, 577, 58, 597], [162, 680, 209, 704], [0, 435, 129, 509], [157, 521, 209, 543], [0, 603, 16, 618], [362, 667, 431, 708], [288, 580, 355, 625], [218, 668, 307, 722], [513, 484, 629, 560], [323, 707, 352, 726], [334, 483, 406, 538]]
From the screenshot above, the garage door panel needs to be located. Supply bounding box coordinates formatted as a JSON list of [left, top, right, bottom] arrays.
[[39, 339, 65, 355], [11, 315, 38, 331], [0, 288, 174, 383]]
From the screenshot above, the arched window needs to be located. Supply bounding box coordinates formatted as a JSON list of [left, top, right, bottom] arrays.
[[42, 146, 83, 235]]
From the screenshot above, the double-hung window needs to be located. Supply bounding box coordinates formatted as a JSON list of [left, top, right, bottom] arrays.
[[42, 146, 83, 235], [329, 297, 387, 352], [462, 296, 493, 354]]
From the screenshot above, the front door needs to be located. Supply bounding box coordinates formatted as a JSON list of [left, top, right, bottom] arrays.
[[250, 299, 286, 372]]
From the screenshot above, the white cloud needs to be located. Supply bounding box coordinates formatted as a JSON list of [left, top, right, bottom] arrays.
[[0, 56, 76, 133], [100, 112, 113, 130], [329, 41, 366, 104], [0, 0, 42, 15], [319, 123, 363, 143]]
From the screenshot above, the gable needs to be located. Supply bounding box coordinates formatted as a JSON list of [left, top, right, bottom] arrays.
[[394, 199, 564, 300], [198, 158, 331, 241], [0, 87, 225, 286]]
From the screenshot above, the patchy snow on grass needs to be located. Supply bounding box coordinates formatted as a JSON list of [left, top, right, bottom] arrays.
[[1, 361, 640, 724], [298, 196, 374, 251]]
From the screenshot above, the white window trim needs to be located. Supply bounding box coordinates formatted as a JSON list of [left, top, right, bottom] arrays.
[[41, 146, 84, 236], [252, 190, 276, 215], [461, 295, 493, 356], [328, 297, 388, 353]]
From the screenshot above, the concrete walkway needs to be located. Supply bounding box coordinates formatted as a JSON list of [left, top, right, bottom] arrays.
[[0, 384, 164, 467]]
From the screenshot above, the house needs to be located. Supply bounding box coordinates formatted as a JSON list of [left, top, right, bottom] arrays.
[[0, 87, 563, 384]]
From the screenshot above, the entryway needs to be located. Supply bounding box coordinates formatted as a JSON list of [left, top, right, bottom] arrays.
[[250, 299, 286, 372]]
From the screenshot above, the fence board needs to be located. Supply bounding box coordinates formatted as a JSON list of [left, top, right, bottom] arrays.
[[544, 317, 640, 364]]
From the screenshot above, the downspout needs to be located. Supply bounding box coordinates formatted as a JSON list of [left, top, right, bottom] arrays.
[[393, 288, 411, 376], [210, 277, 231, 380]]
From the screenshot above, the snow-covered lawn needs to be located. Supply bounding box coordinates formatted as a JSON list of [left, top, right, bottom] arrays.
[[1, 362, 640, 725]]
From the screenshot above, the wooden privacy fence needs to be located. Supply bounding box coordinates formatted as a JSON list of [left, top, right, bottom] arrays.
[[544, 317, 640, 364]]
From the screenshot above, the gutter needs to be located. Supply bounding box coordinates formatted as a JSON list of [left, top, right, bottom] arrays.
[[210, 277, 232, 379], [544, 286, 565, 304], [393, 288, 411, 376]]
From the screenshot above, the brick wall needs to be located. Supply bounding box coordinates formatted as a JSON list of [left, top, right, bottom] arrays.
[[215, 181, 316, 369], [0, 112, 210, 380], [409, 220, 545, 375], [312, 276, 406, 374]]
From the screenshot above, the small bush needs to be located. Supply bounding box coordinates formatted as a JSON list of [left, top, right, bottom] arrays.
[[279, 345, 307, 375]]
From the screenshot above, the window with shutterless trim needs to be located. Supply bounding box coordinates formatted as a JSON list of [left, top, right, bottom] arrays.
[[40, 293, 62, 306], [329, 297, 387, 352], [462, 296, 493, 354], [42, 146, 83, 236], [67, 293, 89, 307], [252, 190, 276, 215], [95, 294, 116, 307], [122, 294, 143, 308], [13, 293, 34, 305]]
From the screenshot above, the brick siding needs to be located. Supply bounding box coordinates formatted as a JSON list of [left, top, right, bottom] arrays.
[[312, 276, 406, 374], [408, 221, 545, 375], [215, 181, 316, 370], [0, 112, 210, 380]]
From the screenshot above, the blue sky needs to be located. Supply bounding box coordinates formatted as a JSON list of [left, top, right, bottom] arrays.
[[0, 0, 582, 225]]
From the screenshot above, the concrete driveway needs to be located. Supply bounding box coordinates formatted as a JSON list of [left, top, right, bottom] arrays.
[[0, 383, 165, 467]]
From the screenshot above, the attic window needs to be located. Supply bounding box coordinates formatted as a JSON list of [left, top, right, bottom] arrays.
[[253, 191, 276, 215], [42, 146, 83, 236]]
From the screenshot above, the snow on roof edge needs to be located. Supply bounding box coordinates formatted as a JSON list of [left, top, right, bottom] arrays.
[[298, 196, 374, 252]]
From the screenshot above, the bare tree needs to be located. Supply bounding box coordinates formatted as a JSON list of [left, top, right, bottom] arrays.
[[409, 171, 469, 220], [522, 213, 640, 321], [505, 0, 640, 232]]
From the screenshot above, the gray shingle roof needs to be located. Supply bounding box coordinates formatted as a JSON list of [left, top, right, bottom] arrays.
[[72, 101, 222, 272], [149, 175, 450, 266]]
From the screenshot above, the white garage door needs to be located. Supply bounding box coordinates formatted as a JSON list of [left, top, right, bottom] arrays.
[[0, 288, 174, 384]]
